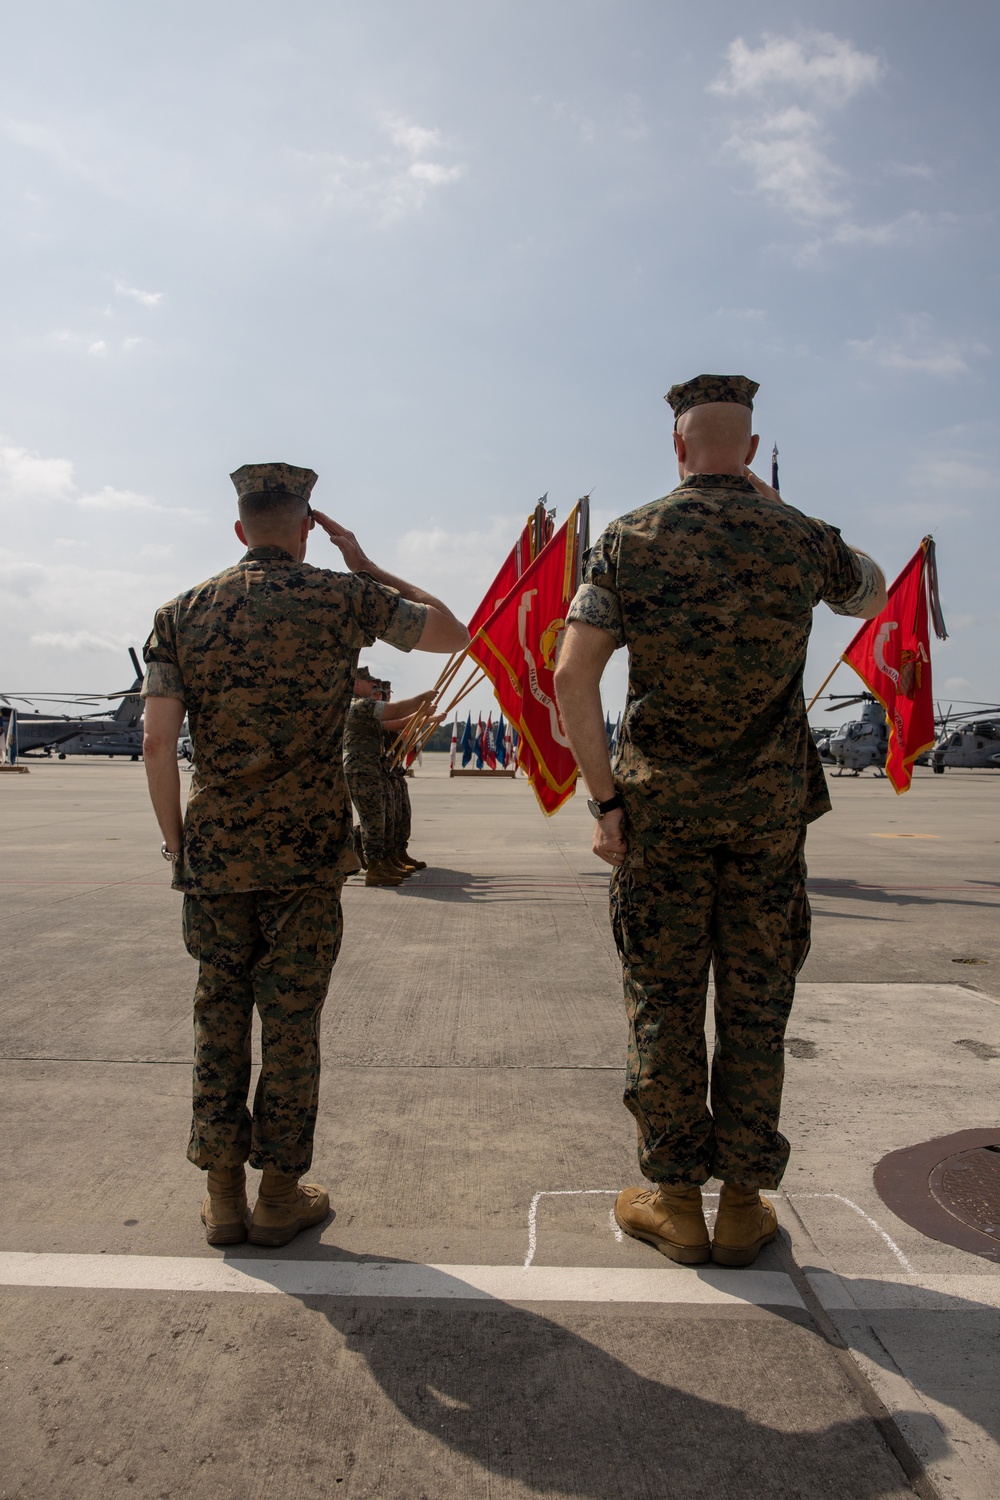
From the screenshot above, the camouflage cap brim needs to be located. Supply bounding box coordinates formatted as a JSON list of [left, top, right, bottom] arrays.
[[230, 463, 319, 501], [665, 375, 759, 421]]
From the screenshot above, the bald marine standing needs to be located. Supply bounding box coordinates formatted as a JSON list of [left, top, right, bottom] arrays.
[[555, 377, 887, 1267], [140, 463, 468, 1247]]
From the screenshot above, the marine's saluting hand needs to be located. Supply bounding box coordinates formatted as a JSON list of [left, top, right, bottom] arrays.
[[311, 510, 371, 572], [744, 468, 784, 505]]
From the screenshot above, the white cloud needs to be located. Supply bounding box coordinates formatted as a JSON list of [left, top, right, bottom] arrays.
[[114, 280, 163, 307], [907, 456, 995, 490], [0, 443, 75, 503], [715, 307, 766, 321], [88, 340, 108, 356], [943, 677, 972, 692], [3, 117, 110, 187], [384, 118, 442, 157], [708, 32, 946, 257], [848, 316, 989, 377], [725, 106, 846, 221], [293, 114, 466, 223], [30, 629, 136, 653], [0, 438, 202, 518], [78, 485, 161, 511], [710, 32, 882, 105]]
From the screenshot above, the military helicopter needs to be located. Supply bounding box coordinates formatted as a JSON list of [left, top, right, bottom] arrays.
[[820, 693, 889, 776], [2, 649, 145, 759], [928, 706, 1000, 773]]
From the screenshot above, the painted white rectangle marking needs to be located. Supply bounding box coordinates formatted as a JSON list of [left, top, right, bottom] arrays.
[[0, 1252, 803, 1307]]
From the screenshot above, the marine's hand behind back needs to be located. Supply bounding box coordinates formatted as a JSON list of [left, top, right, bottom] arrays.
[[593, 807, 628, 867]]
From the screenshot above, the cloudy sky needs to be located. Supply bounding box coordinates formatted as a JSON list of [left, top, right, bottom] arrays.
[[2, 0, 997, 721]]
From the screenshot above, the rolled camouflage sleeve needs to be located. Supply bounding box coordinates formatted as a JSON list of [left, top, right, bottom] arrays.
[[825, 551, 883, 618], [352, 575, 427, 652], [566, 527, 626, 648], [141, 607, 186, 702]]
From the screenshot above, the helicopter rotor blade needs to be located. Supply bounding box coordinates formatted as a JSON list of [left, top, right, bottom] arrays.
[[825, 696, 866, 711]]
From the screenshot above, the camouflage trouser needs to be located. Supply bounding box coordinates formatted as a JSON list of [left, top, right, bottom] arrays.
[[387, 771, 412, 851], [345, 757, 389, 861], [610, 826, 810, 1189], [182, 884, 343, 1175]]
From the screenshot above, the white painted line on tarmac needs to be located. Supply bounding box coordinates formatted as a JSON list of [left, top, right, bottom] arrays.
[[793, 1194, 915, 1272], [0, 1252, 803, 1307], [525, 1190, 618, 1266], [807, 1270, 1000, 1311], [525, 1188, 915, 1271]]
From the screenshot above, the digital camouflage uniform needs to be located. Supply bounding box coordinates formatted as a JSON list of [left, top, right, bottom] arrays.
[[143, 546, 426, 1175], [344, 696, 390, 863], [568, 471, 881, 1188], [382, 726, 412, 855]]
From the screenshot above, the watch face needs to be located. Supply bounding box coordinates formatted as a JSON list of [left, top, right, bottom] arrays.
[[587, 799, 601, 818]]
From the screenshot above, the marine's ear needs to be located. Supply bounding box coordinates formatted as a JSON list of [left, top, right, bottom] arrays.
[[745, 433, 760, 466], [235, 520, 248, 546]]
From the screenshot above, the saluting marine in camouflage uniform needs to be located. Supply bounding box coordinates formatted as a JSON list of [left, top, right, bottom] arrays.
[[140, 462, 467, 1247], [555, 375, 886, 1267]]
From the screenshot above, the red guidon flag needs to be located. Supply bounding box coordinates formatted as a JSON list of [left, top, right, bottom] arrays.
[[467, 499, 551, 638], [841, 536, 947, 794], [470, 501, 587, 814]]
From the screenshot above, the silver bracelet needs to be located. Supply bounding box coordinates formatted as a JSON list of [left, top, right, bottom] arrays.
[[160, 842, 183, 863]]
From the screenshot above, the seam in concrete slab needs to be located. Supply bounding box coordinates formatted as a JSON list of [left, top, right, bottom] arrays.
[[773, 1234, 944, 1500]]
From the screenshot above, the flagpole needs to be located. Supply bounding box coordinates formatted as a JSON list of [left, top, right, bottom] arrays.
[[805, 660, 842, 715]]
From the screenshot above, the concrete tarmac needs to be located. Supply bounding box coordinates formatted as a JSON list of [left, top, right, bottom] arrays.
[[1, 755, 998, 1499]]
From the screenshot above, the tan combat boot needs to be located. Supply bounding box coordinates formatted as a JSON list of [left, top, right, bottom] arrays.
[[397, 848, 427, 871], [200, 1165, 249, 1246], [614, 1183, 711, 1265], [248, 1170, 331, 1248], [711, 1183, 778, 1267], [365, 858, 404, 887], [386, 854, 413, 878]]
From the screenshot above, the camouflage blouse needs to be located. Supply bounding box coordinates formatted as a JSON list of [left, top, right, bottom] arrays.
[[343, 695, 383, 762], [567, 474, 874, 844], [142, 546, 425, 892]]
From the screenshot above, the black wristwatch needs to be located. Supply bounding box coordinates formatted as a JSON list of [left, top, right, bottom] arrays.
[[587, 793, 624, 819]]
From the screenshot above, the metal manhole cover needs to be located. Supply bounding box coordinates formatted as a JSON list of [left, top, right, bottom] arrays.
[[929, 1147, 1000, 1239], [874, 1128, 1000, 1262]]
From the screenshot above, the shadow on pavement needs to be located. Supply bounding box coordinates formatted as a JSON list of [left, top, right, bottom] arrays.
[[808, 879, 1000, 911], [225, 1242, 960, 1499]]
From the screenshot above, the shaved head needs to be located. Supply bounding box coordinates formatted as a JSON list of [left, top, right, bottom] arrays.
[[674, 402, 758, 478]]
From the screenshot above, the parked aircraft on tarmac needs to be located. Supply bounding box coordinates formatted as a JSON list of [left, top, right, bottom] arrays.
[[929, 711, 1000, 773], [2, 649, 145, 759], [810, 694, 1000, 778], [822, 695, 889, 776]]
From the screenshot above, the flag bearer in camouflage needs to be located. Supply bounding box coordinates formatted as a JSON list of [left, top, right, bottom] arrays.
[[554, 376, 887, 1267], [377, 681, 430, 874], [140, 463, 468, 1248], [345, 673, 432, 886]]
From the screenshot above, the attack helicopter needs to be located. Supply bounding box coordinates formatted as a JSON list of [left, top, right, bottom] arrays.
[[810, 693, 1000, 777], [2, 649, 145, 759], [818, 693, 889, 776]]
